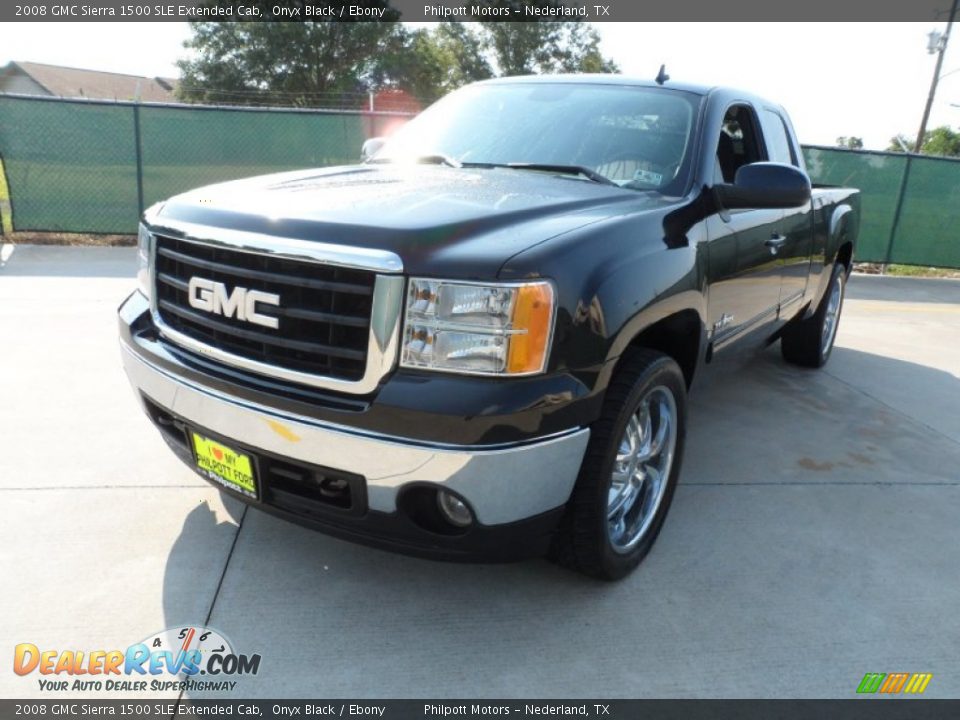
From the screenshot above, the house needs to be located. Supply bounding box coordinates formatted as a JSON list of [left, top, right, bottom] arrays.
[[0, 61, 178, 102]]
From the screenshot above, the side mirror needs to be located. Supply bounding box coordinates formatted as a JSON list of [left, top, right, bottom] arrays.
[[714, 162, 811, 210], [361, 137, 386, 162]]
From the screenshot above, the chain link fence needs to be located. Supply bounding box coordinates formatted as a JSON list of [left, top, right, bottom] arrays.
[[0, 94, 411, 235], [1, 94, 959, 268]]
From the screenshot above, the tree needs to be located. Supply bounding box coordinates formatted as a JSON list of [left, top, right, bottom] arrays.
[[482, 22, 618, 75], [177, 14, 401, 107], [472, 2, 618, 75], [432, 23, 496, 89], [920, 126, 960, 157], [176, 14, 619, 108], [835, 136, 863, 149], [373, 23, 493, 103], [887, 134, 911, 153], [886, 127, 960, 157]]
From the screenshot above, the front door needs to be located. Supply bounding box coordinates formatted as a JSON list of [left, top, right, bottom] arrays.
[[707, 104, 783, 350], [707, 209, 784, 349]]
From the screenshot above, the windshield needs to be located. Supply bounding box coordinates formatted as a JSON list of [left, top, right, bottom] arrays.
[[377, 82, 702, 195]]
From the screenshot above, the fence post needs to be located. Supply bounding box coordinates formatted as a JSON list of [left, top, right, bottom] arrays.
[[883, 153, 913, 270], [133, 103, 145, 215]]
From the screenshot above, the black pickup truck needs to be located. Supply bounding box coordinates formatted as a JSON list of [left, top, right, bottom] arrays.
[[119, 75, 859, 579]]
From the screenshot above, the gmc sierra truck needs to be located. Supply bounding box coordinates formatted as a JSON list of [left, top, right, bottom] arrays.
[[119, 75, 859, 580]]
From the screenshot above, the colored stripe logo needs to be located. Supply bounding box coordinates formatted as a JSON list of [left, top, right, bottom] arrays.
[[857, 673, 932, 694]]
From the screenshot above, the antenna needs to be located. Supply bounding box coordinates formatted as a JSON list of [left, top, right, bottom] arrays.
[[655, 64, 670, 85]]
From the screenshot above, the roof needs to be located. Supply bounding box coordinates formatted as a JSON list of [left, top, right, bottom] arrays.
[[2, 61, 177, 102], [477, 73, 717, 96], [473, 74, 786, 114]]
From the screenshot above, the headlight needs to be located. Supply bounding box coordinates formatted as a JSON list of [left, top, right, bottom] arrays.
[[136, 223, 152, 300], [401, 278, 555, 376]]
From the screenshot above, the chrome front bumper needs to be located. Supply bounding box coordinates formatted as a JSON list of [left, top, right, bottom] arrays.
[[121, 342, 590, 526]]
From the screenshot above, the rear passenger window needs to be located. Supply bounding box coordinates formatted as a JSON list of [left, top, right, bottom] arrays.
[[759, 109, 797, 166], [716, 105, 763, 184]]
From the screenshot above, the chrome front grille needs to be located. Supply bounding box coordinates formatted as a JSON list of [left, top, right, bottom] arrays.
[[146, 224, 405, 395]]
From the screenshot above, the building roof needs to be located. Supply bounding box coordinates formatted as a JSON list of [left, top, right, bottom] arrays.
[[2, 61, 178, 102]]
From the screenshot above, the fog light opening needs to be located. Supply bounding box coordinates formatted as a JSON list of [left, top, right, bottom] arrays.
[[436, 489, 474, 528], [318, 476, 350, 500]]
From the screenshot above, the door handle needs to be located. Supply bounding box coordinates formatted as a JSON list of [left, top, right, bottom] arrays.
[[765, 234, 787, 254]]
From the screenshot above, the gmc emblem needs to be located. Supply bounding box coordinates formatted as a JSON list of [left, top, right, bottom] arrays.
[[187, 277, 280, 330]]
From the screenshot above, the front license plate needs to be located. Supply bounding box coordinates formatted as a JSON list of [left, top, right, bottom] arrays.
[[191, 432, 257, 499]]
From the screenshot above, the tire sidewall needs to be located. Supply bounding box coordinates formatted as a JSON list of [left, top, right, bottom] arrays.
[[591, 355, 687, 579], [818, 264, 846, 365]]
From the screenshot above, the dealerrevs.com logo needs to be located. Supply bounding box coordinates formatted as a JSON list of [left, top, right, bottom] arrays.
[[13, 626, 261, 693]]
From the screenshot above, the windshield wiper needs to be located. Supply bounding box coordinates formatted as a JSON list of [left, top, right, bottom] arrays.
[[367, 154, 462, 168], [470, 162, 616, 186]]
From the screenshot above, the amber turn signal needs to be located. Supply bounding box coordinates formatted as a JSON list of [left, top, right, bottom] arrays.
[[507, 282, 555, 374]]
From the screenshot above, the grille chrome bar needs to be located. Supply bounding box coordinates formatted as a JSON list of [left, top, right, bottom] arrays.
[[156, 245, 374, 295], [144, 215, 404, 395], [157, 272, 372, 327], [157, 299, 368, 361]]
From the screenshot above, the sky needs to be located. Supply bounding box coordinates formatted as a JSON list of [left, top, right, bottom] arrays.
[[1, 21, 959, 150]]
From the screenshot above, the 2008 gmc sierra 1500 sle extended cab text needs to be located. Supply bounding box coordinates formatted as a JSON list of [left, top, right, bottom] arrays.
[[119, 75, 859, 579]]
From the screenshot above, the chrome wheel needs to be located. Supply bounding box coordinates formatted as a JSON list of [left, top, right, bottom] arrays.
[[821, 272, 844, 358], [607, 385, 678, 553]]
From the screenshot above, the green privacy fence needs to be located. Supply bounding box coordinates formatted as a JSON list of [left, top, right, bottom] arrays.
[[1, 94, 959, 268], [0, 94, 410, 235], [803, 145, 960, 268]]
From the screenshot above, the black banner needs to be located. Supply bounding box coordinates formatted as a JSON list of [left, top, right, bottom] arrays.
[[1, 700, 958, 720], [2, 0, 958, 22]]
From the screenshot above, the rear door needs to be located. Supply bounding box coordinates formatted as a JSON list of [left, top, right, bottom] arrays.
[[757, 107, 813, 318]]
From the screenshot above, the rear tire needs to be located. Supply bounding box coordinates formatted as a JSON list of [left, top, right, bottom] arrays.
[[781, 263, 845, 368], [549, 349, 686, 580]]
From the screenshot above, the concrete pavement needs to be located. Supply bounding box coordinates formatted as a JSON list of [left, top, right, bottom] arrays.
[[2, 245, 958, 699]]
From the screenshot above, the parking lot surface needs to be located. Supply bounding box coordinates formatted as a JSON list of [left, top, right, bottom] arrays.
[[2, 244, 958, 698]]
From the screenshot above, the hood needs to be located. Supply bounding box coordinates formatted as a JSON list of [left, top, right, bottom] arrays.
[[153, 164, 670, 277]]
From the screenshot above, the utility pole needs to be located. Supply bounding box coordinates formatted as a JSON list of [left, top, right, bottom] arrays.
[[916, 0, 960, 152]]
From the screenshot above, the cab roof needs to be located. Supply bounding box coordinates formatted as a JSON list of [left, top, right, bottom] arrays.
[[477, 73, 717, 97], [477, 74, 785, 115]]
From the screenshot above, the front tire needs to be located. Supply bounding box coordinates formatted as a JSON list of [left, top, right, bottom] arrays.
[[550, 349, 687, 580], [781, 263, 846, 368]]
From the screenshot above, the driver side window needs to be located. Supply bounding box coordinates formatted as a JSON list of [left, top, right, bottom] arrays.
[[715, 105, 763, 184]]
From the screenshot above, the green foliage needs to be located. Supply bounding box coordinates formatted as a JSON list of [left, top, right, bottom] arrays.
[[177, 16, 402, 106], [886, 127, 960, 157], [472, 2, 617, 75], [886, 135, 910, 153], [374, 23, 493, 103], [919, 126, 960, 157], [835, 136, 863, 149], [0, 156, 12, 235], [885, 264, 960, 278], [177, 15, 619, 108]]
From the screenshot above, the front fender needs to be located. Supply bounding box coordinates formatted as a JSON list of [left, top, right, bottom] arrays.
[[588, 242, 706, 392], [498, 198, 709, 396]]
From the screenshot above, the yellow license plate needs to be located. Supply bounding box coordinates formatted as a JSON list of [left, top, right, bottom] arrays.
[[191, 433, 257, 498]]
